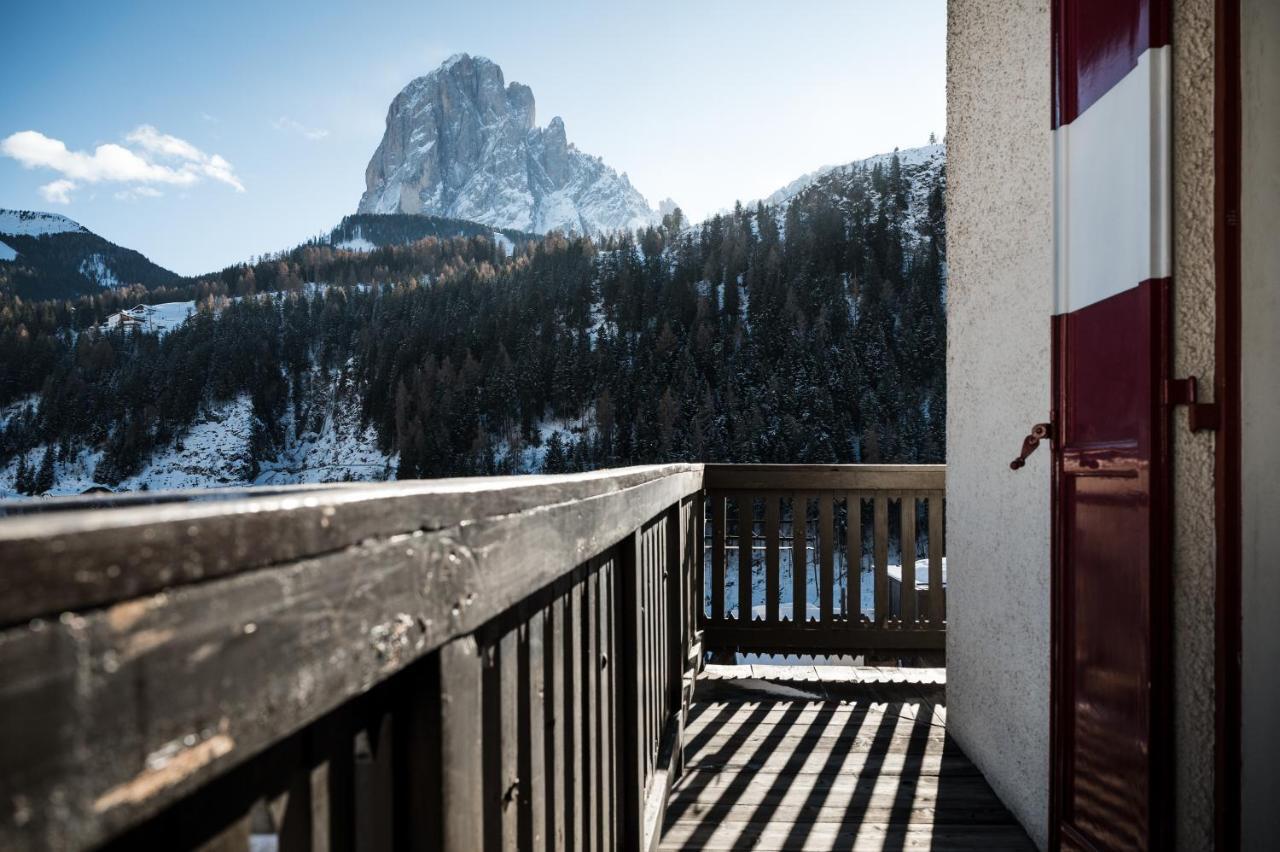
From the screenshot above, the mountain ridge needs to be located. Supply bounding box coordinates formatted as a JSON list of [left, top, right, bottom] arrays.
[[0, 209, 180, 299], [358, 54, 660, 236]]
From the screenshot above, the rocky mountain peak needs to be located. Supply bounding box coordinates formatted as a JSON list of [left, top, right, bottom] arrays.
[[358, 54, 659, 235]]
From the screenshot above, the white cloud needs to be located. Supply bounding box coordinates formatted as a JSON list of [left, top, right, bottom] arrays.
[[0, 125, 245, 203], [273, 116, 329, 141], [114, 186, 164, 201], [38, 179, 76, 204]]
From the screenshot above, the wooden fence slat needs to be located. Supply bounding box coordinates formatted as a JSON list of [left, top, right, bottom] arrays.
[[567, 575, 583, 852], [764, 496, 780, 625], [928, 495, 945, 624], [819, 493, 834, 623], [550, 595, 566, 852], [792, 494, 807, 624], [499, 628, 520, 852], [584, 568, 599, 852], [617, 530, 644, 850], [440, 636, 484, 852], [666, 505, 683, 711], [526, 609, 546, 852], [270, 764, 312, 852], [194, 815, 251, 852], [737, 496, 752, 622], [692, 491, 704, 637], [398, 655, 441, 851], [874, 494, 889, 627], [901, 497, 917, 626], [598, 560, 614, 852], [354, 710, 394, 852], [710, 493, 725, 624], [847, 492, 862, 625]]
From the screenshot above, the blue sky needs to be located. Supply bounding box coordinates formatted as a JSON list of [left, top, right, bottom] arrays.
[[0, 1, 945, 275]]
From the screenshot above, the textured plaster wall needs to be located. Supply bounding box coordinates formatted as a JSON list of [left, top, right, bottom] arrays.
[[944, 2, 1052, 848], [1170, 1, 1217, 847], [1241, 0, 1280, 844]]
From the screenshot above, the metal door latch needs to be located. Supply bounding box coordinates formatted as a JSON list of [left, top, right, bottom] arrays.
[[1164, 377, 1219, 432], [1010, 423, 1053, 470]]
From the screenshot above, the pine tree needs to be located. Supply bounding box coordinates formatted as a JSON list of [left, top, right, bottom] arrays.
[[14, 454, 32, 496], [543, 431, 568, 473], [34, 446, 55, 494]]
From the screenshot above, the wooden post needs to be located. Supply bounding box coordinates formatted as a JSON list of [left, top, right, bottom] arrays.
[[792, 494, 807, 623], [666, 503, 683, 714], [874, 494, 889, 627], [848, 492, 862, 625], [928, 495, 945, 624], [764, 495, 780, 625], [616, 529, 644, 850], [710, 492, 725, 624], [819, 493, 835, 623], [901, 497, 918, 627], [439, 636, 484, 851]]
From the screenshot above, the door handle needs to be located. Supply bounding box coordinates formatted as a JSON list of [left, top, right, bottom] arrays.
[[1010, 423, 1053, 470]]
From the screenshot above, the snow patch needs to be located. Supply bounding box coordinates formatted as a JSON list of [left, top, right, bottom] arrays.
[[0, 240, 15, 262], [79, 253, 119, 288], [0, 209, 86, 237]]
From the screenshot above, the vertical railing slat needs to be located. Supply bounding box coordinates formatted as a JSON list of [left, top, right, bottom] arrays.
[[764, 495, 780, 624], [819, 492, 834, 623], [526, 608, 546, 852], [617, 530, 643, 850], [737, 495, 752, 622], [499, 628, 520, 852], [550, 594, 566, 852], [567, 575, 584, 852], [584, 567, 599, 852], [792, 494, 807, 623], [667, 505, 683, 711], [873, 494, 889, 627], [710, 493, 725, 624], [901, 496, 917, 627], [439, 636, 484, 851], [847, 492, 862, 625], [928, 494, 945, 624], [599, 559, 615, 852]]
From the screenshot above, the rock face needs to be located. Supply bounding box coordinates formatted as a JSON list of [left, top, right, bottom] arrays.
[[359, 54, 658, 235]]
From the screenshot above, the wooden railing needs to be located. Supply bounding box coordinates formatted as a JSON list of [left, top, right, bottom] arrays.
[[700, 464, 947, 659], [0, 466, 702, 851], [0, 462, 946, 850]]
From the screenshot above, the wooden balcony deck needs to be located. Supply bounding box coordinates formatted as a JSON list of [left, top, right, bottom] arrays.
[[0, 463, 1033, 851], [660, 666, 1034, 851]]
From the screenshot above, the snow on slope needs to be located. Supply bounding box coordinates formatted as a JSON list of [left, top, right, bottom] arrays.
[[758, 143, 945, 211], [0, 240, 15, 262], [0, 209, 87, 237], [78, 253, 120, 288], [0, 365, 394, 498], [101, 301, 197, 337]]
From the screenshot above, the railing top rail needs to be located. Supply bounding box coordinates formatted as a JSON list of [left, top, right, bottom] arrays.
[[703, 462, 945, 492], [0, 463, 704, 628]]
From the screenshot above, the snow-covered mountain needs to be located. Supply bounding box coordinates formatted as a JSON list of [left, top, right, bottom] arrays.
[[758, 142, 945, 214], [0, 210, 87, 238], [0, 208, 179, 299], [358, 54, 660, 236]]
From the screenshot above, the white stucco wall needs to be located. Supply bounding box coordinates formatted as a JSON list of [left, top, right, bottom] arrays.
[[944, 2, 1052, 848], [1169, 1, 1218, 847], [1241, 0, 1280, 844]]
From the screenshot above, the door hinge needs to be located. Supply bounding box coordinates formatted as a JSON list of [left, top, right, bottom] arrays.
[[1164, 376, 1219, 432], [1010, 422, 1053, 470]]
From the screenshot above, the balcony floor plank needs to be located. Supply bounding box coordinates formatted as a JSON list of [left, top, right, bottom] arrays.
[[659, 667, 1034, 851]]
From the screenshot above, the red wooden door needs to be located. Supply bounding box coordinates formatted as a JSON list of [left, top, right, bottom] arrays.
[[1050, 1, 1174, 850]]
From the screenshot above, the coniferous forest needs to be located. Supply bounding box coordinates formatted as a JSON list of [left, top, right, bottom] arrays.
[[0, 152, 945, 492]]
